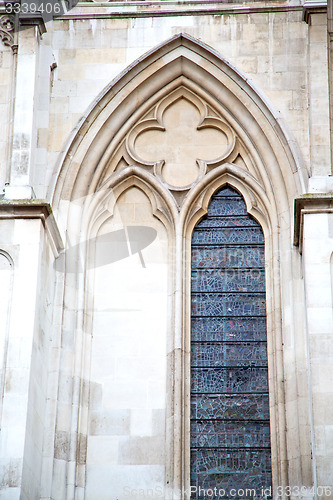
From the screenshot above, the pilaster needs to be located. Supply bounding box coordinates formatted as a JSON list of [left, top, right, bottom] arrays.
[[295, 195, 333, 491], [0, 202, 62, 499], [304, 1, 331, 176], [328, 0, 333, 172], [4, 21, 43, 200]]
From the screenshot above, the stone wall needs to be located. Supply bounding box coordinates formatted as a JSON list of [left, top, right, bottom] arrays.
[[1, 2, 333, 500]]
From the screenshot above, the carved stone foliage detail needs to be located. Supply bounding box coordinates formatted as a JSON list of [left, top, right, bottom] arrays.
[[125, 87, 236, 192], [0, 15, 17, 52]]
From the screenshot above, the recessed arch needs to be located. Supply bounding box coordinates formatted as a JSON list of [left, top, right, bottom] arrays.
[[182, 163, 274, 237], [182, 172, 287, 497], [189, 185, 272, 494], [51, 32, 307, 216], [48, 33, 311, 499], [82, 167, 178, 241]]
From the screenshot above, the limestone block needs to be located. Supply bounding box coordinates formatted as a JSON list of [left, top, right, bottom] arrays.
[[324, 426, 333, 456], [51, 80, 77, 98], [310, 25, 328, 44], [1, 51, 13, 69], [86, 435, 119, 465], [284, 22, 307, 40], [116, 358, 165, 383], [0, 457, 22, 489], [0, 426, 26, 458], [308, 308, 333, 335], [0, 487, 20, 499], [152, 409, 165, 436], [316, 457, 333, 493], [130, 409, 153, 436], [147, 380, 166, 409], [37, 129, 49, 149], [310, 13, 327, 26], [83, 62, 124, 81], [76, 80, 108, 97], [51, 459, 67, 500], [57, 374, 73, 404], [118, 436, 165, 465], [68, 95, 95, 114], [291, 89, 307, 109], [47, 113, 72, 152], [57, 64, 85, 81], [104, 19, 130, 30], [0, 85, 9, 103], [55, 402, 73, 432], [307, 284, 332, 307], [89, 410, 131, 436], [49, 98, 69, 114], [103, 380, 148, 410], [311, 364, 333, 393], [90, 355, 116, 382], [85, 464, 164, 500], [303, 239, 331, 264]]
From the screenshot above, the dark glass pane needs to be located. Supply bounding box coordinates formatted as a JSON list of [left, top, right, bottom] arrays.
[[192, 227, 265, 244], [191, 394, 270, 420], [196, 215, 259, 228], [191, 342, 268, 367], [190, 448, 272, 496], [191, 317, 267, 342], [191, 269, 266, 293], [191, 367, 269, 393], [191, 186, 272, 497], [191, 293, 266, 317], [191, 420, 271, 448], [191, 246, 264, 268], [208, 197, 247, 216]]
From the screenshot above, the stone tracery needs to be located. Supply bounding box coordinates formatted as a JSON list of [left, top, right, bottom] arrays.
[[125, 88, 236, 191], [51, 33, 308, 499]]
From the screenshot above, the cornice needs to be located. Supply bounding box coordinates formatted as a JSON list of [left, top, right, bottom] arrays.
[[58, 1, 304, 19], [294, 194, 333, 251], [0, 200, 64, 256], [302, 1, 327, 23]]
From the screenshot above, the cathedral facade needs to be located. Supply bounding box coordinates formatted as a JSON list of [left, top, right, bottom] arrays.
[[0, 0, 333, 498]]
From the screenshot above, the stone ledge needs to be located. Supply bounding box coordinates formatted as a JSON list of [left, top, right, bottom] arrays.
[[294, 194, 333, 251], [0, 200, 64, 256], [58, 1, 304, 19], [302, 1, 327, 23]]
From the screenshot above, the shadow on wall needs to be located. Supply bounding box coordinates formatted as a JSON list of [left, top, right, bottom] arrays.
[[54, 225, 157, 273]]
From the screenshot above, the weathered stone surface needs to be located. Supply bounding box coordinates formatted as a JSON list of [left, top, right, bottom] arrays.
[[1, 3, 333, 499]]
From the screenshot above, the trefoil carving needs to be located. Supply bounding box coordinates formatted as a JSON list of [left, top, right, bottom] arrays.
[[0, 15, 17, 53]]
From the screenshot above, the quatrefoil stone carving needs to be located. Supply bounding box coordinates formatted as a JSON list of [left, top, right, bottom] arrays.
[[126, 89, 236, 190]]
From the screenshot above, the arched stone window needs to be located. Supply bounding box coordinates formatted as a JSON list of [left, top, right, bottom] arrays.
[[190, 186, 271, 496], [51, 33, 309, 500]]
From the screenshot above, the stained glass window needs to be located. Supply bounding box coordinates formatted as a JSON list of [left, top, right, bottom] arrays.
[[190, 186, 272, 499]]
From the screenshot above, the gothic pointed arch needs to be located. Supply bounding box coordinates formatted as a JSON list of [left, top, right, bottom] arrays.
[[52, 32, 307, 216], [49, 33, 312, 499]]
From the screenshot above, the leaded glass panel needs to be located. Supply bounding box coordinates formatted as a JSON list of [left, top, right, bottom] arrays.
[[191, 186, 272, 499]]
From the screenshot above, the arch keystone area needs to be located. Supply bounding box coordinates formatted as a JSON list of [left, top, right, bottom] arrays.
[[52, 32, 307, 219]]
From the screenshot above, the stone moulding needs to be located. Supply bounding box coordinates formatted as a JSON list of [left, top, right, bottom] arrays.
[[50, 32, 311, 499], [0, 200, 64, 256], [294, 194, 333, 252], [91, 167, 178, 233], [125, 86, 237, 192], [0, 14, 17, 53], [59, 2, 304, 20], [302, 1, 327, 23], [52, 33, 308, 210]]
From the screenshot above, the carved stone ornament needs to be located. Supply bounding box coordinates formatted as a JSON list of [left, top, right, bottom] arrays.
[[125, 87, 236, 192], [0, 15, 17, 52]]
